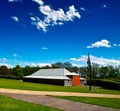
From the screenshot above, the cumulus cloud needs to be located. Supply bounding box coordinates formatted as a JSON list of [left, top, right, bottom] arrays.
[[31, 0, 81, 32], [11, 16, 19, 22], [70, 55, 120, 67], [8, 0, 21, 2], [87, 39, 111, 48]]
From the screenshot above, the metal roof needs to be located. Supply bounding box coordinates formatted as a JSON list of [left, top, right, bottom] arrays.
[[24, 76, 70, 80], [24, 68, 79, 80]]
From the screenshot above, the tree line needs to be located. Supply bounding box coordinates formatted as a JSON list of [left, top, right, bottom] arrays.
[[0, 62, 120, 79]]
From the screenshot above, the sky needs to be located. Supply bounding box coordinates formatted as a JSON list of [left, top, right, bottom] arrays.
[[0, 0, 120, 68]]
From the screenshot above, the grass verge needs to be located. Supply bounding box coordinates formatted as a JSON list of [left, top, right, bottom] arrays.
[[0, 95, 62, 111], [0, 78, 120, 94], [54, 96, 120, 109]]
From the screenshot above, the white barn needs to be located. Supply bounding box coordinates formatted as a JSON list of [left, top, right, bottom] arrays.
[[23, 68, 80, 86]]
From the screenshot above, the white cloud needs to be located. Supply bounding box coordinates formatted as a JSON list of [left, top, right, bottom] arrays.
[[8, 0, 21, 2], [31, 63, 51, 67], [30, 17, 37, 21], [41, 47, 48, 50], [19, 61, 51, 67], [11, 16, 19, 22], [31, 0, 81, 32], [70, 55, 120, 67], [87, 39, 111, 48], [113, 44, 120, 47], [32, 0, 44, 5], [0, 58, 7, 63], [13, 53, 17, 58], [0, 58, 13, 68], [80, 7, 86, 11], [72, 63, 84, 67], [23, 62, 51, 67], [0, 63, 12, 68], [101, 4, 107, 9]]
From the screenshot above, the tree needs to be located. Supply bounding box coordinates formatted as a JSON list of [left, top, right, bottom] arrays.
[[23, 65, 41, 76], [91, 63, 100, 78], [0, 65, 10, 75], [79, 67, 88, 78], [41, 65, 51, 69], [69, 66, 78, 73], [12, 65, 23, 79], [107, 65, 119, 78], [99, 66, 108, 78], [64, 62, 72, 68], [23, 65, 31, 76], [51, 62, 64, 68]]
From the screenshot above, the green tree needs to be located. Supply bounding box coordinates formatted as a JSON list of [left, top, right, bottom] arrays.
[[69, 66, 78, 73], [23, 66, 41, 76], [107, 65, 119, 78], [23, 65, 31, 76], [64, 62, 72, 68], [0, 65, 10, 75], [99, 66, 108, 78], [79, 67, 88, 78], [51, 62, 64, 68], [91, 63, 100, 78], [12, 65, 23, 79]]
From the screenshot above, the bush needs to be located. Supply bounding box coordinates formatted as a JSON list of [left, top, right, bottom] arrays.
[[87, 79, 120, 90], [0, 75, 20, 80]]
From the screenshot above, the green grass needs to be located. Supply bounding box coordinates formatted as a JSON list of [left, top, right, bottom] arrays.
[[0, 78, 120, 94], [0, 95, 62, 111], [101, 79, 120, 84], [54, 96, 120, 109], [0, 78, 120, 110]]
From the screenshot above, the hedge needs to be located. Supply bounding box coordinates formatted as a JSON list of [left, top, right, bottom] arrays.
[[87, 79, 120, 90]]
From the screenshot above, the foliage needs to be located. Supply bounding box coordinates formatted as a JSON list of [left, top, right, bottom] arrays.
[[23, 66, 40, 76], [0, 95, 62, 111], [91, 64, 120, 78], [55, 96, 120, 109], [0, 78, 120, 94], [0, 61, 120, 79], [51, 62, 72, 68], [79, 67, 88, 78], [89, 79, 120, 90], [12, 65, 23, 79], [0, 65, 11, 75]]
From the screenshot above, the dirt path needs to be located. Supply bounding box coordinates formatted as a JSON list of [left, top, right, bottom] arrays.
[[0, 88, 120, 111], [0, 88, 120, 98], [0, 92, 120, 111]]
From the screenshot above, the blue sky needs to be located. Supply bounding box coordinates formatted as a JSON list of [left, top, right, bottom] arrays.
[[0, 0, 120, 67]]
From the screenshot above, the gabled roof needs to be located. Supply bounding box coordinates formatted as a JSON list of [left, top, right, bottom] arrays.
[[24, 68, 79, 80]]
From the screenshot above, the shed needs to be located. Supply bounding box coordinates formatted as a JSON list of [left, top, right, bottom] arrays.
[[23, 68, 80, 86]]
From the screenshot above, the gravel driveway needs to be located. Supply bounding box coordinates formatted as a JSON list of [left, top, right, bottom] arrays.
[[0, 92, 120, 111]]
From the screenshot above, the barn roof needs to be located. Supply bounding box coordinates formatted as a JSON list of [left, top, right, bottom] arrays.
[[24, 68, 79, 80]]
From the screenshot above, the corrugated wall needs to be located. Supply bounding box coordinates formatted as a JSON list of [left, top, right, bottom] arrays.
[[72, 75, 80, 86]]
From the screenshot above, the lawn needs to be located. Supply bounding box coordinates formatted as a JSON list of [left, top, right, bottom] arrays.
[[54, 96, 120, 109], [0, 78, 120, 109], [0, 95, 62, 111], [0, 78, 120, 94]]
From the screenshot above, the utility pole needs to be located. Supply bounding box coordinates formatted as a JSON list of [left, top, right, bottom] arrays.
[[87, 52, 92, 91]]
